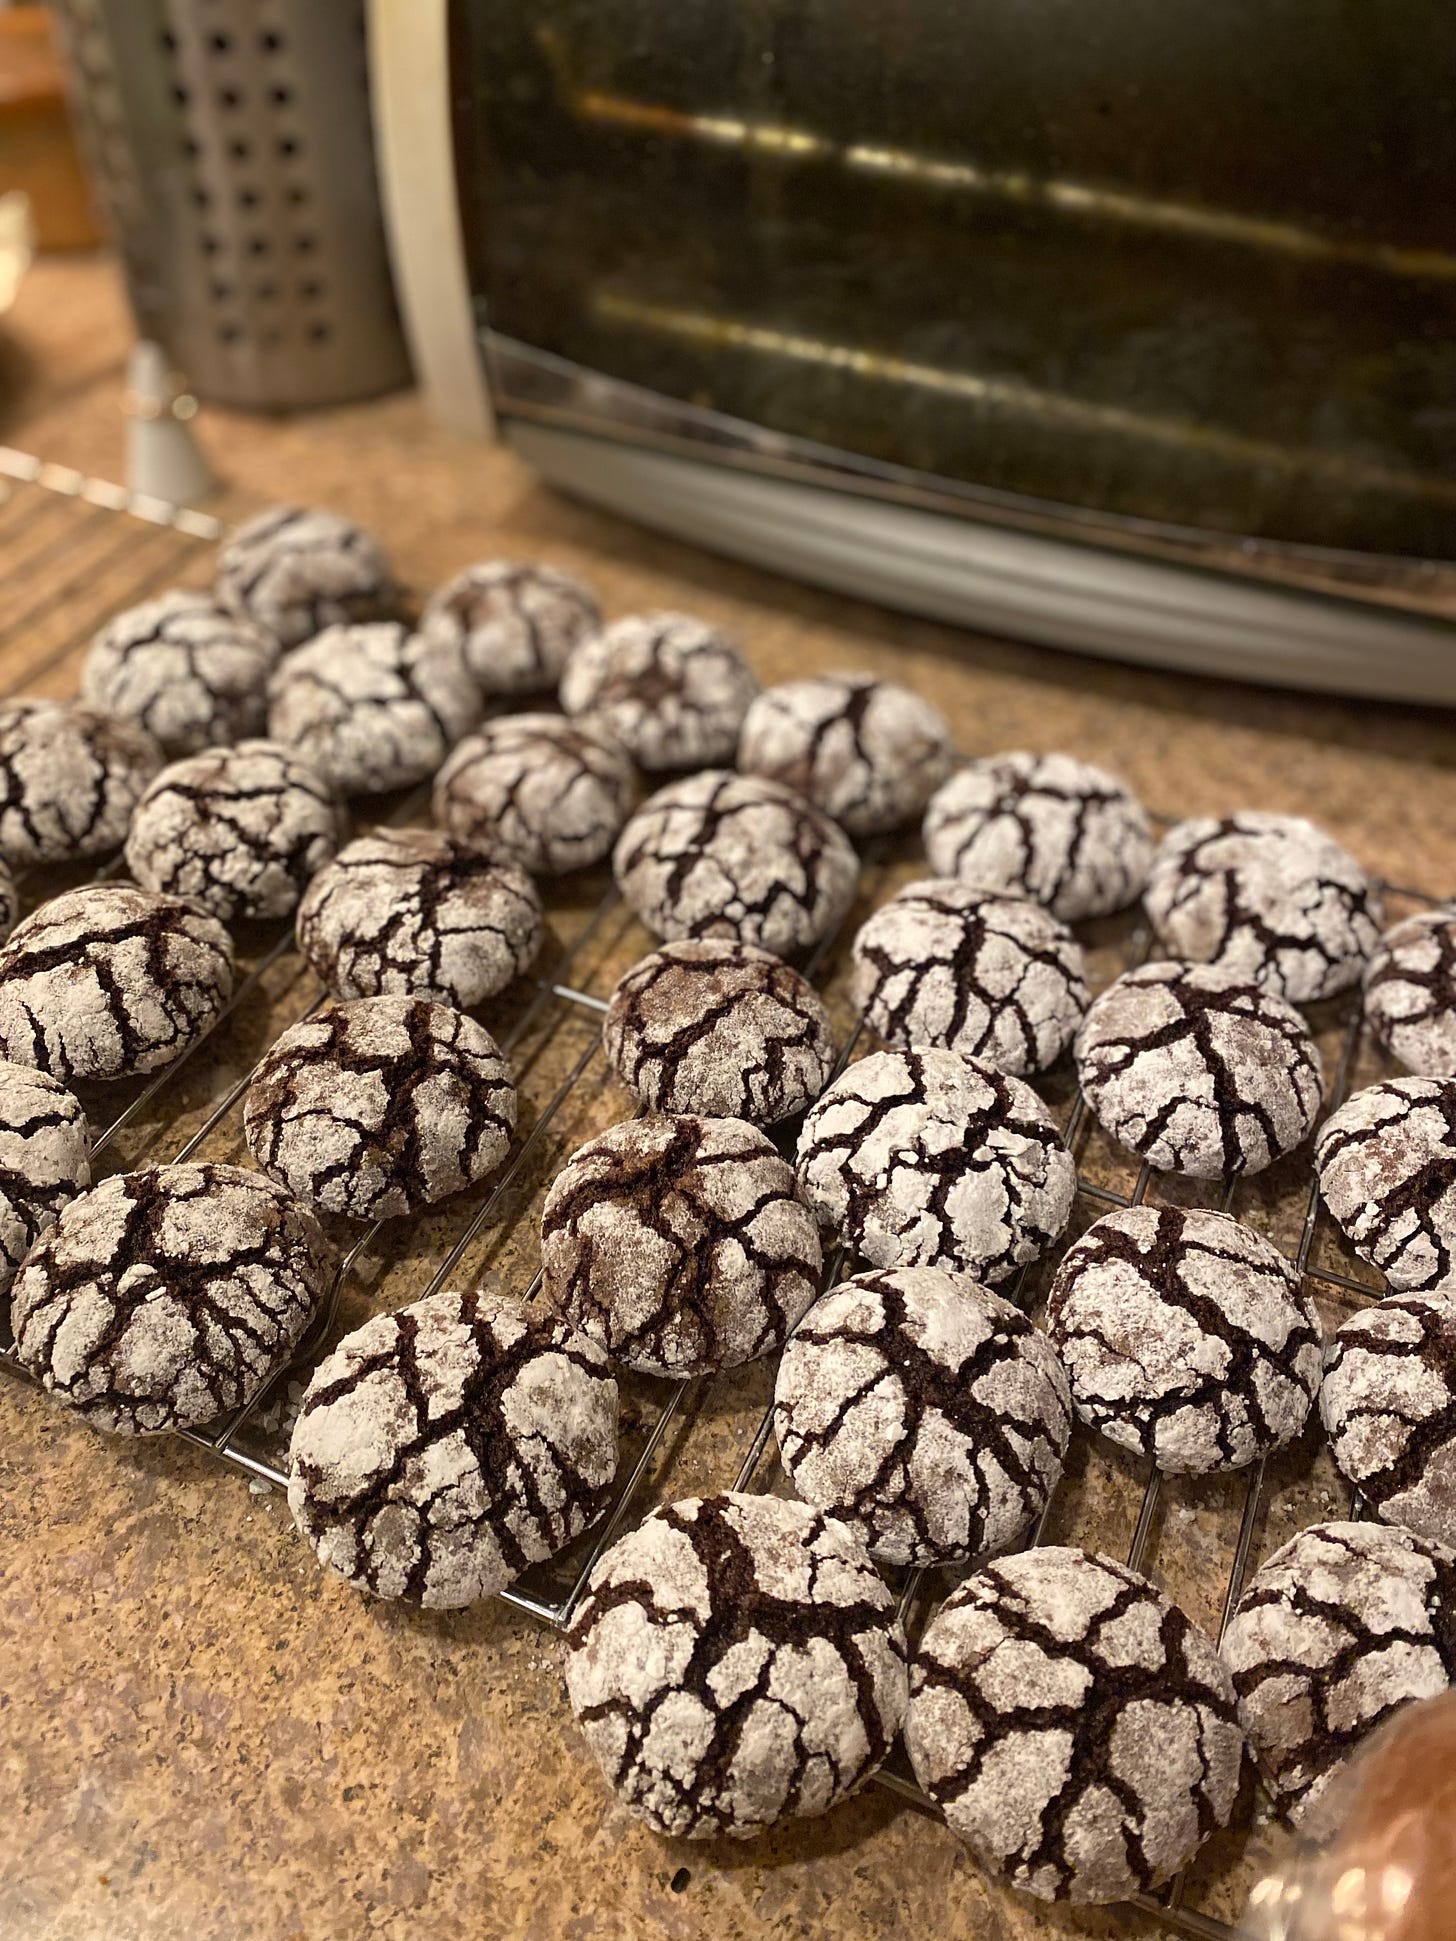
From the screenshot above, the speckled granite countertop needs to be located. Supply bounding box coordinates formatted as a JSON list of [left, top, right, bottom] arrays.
[[2, 253, 1454, 1941]]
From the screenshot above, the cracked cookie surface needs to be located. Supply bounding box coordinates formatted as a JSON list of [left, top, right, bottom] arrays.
[[614, 770, 859, 959], [288, 1287, 618, 1608], [81, 589, 281, 756], [540, 1113, 822, 1376], [420, 559, 599, 695], [433, 712, 638, 877], [0, 1063, 90, 1297], [0, 700, 161, 867], [560, 611, 758, 770], [11, 1161, 332, 1433], [603, 938, 835, 1126], [795, 1046, 1075, 1284], [1075, 959, 1323, 1178], [243, 995, 517, 1221], [1322, 1292, 1456, 1547], [564, 1490, 908, 1838], [1315, 1077, 1456, 1291], [124, 739, 342, 922], [774, 1265, 1071, 1566], [851, 878, 1087, 1076], [1045, 1205, 1321, 1474], [215, 504, 394, 650], [1363, 907, 1456, 1077]]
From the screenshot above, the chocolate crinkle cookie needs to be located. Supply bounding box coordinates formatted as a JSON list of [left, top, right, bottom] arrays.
[[288, 1287, 618, 1609], [11, 1161, 332, 1434], [1315, 1077, 1456, 1291], [0, 1063, 90, 1297], [1222, 1519, 1456, 1834], [614, 770, 859, 959], [432, 712, 638, 877], [0, 884, 234, 1083], [850, 878, 1087, 1077], [243, 995, 516, 1221], [215, 504, 394, 651], [564, 1491, 908, 1838], [1321, 1292, 1456, 1548], [737, 672, 954, 835], [540, 1113, 821, 1377], [560, 610, 758, 771], [1144, 811, 1382, 1002], [1076, 960, 1323, 1178], [1045, 1205, 1322, 1474], [603, 938, 835, 1126], [419, 559, 599, 696], [267, 621, 479, 797], [795, 1046, 1075, 1285], [80, 589, 280, 756], [124, 740, 342, 922], [905, 1546, 1242, 1903], [1363, 907, 1456, 1077], [0, 699, 161, 867], [296, 827, 542, 1008], [774, 1265, 1071, 1567]]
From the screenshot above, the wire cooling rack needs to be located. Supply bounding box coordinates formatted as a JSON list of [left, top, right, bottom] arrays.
[[0, 451, 1435, 1941]]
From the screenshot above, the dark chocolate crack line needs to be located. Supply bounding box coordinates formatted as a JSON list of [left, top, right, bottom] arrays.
[[560, 610, 758, 770]]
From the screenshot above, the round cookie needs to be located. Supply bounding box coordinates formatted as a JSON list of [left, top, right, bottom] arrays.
[[0, 699, 161, 868], [296, 828, 543, 1007], [432, 713, 638, 877], [1321, 1292, 1456, 1546], [1315, 1077, 1456, 1291], [1363, 907, 1456, 1077], [850, 878, 1087, 1076], [0, 1064, 90, 1297], [267, 621, 479, 796], [1045, 1205, 1322, 1474], [244, 995, 516, 1221], [124, 740, 342, 922], [1222, 1519, 1456, 1832], [1144, 811, 1382, 1002], [560, 610, 758, 771], [614, 770, 859, 959], [215, 504, 394, 650], [540, 1113, 822, 1377], [795, 1046, 1075, 1284], [922, 750, 1154, 921], [905, 1547, 1242, 1903], [419, 559, 599, 695], [564, 1491, 908, 1839], [1075, 960, 1323, 1179], [603, 938, 835, 1126], [737, 673, 954, 835], [288, 1287, 618, 1608], [81, 589, 280, 756], [773, 1265, 1071, 1566], [11, 1161, 333, 1434], [0, 885, 234, 1083]]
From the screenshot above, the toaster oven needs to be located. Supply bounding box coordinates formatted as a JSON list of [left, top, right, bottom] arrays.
[[370, 0, 1456, 702]]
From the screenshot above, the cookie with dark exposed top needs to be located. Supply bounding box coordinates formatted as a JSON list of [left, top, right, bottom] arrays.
[[81, 589, 281, 756], [603, 938, 835, 1126], [215, 504, 394, 651], [564, 1491, 908, 1838], [560, 611, 758, 771], [433, 712, 638, 877], [295, 827, 543, 1007], [1075, 959, 1323, 1178], [1045, 1205, 1322, 1474], [906, 1547, 1241, 1902], [614, 770, 859, 959], [774, 1266, 1071, 1566], [1222, 1519, 1456, 1832], [0, 1064, 90, 1297], [1315, 1077, 1456, 1291], [1144, 811, 1381, 1002], [11, 1161, 332, 1434], [796, 1046, 1075, 1285], [124, 740, 343, 922], [540, 1113, 822, 1377], [737, 673, 954, 835], [922, 750, 1154, 921], [1321, 1292, 1456, 1546], [1363, 907, 1456, 1077], [850, 878, 1087, 1076], [420, 559, 600, 696], [243, 995, 516, 1221], [288, 1287, 618, 1608], [0, 699, 161, 867], [0, 884, 234, 1083]]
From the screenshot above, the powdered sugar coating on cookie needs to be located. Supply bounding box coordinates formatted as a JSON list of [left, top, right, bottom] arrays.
[[0, 1063, 90, 1295], [420, 559, 600, 695], [561, 611, 758, 770], [1321, 1292, 1456, 1546], [1315, 1077, 1456, 1291], [1363, 907, 1456, 1077], [81, 589, 281, 756], [215, 504, 393, 651], [433, 713, 638, 877], [0, 700, 161, 867]]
